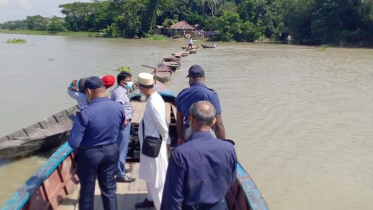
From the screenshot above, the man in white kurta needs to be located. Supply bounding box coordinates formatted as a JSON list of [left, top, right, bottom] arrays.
[[135, 72, 170, 210]]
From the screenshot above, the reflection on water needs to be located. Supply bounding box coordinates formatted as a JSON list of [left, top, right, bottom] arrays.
[[0, 34, 373, 209]]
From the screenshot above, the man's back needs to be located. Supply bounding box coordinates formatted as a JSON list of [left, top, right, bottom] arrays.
[[78, 97, 124, 148], [176, 83, 221, 125], [170, 131, 237, 206]]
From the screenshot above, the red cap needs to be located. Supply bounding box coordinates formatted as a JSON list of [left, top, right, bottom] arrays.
[[101, 75, 115, 88]]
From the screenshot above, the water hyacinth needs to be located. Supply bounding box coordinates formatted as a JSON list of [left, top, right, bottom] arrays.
[[6, 38, 26, 44], [118, 66, 130, 72]]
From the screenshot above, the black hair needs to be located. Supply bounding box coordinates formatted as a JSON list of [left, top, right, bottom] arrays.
[[117, 72, 132, 85]]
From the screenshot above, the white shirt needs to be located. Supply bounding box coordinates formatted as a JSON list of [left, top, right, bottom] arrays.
[[138, 92, 169, 188]]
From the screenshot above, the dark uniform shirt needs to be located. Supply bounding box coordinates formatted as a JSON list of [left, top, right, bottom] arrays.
[[161, 131, 237, 210], [176, 82, 222, 125], [68, 97, 125, 149]]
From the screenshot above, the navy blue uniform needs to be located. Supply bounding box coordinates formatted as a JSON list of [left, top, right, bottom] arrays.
[[161, 131, 237, 210], [176, 83, 222, 126], [68, 97, 125, 210]]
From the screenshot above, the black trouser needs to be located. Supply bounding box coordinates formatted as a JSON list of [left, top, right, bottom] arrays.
[[182, 199, 228, 210], [77, 143, 119, 210]]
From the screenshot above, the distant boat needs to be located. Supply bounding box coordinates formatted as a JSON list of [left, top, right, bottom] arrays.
[[188, 49, 197, 54], [171, 53, 181, 61], [161, 57, 181, 71], [179, 51, 189, 57], [201, 44, 215, 49], [1, 85, 269, 210], [181, 46, 199, 50], [144, 64, 173, 83]]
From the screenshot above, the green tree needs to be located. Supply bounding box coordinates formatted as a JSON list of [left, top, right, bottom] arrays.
[[48, 16, 68, 32], [26, 15, 49, 31]]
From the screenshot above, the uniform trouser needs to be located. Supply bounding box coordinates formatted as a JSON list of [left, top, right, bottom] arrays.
[[77, 143, 119, 210], [146, 182, 164, 210], [116, 123, 131, 177], [182, 198, 228, 210]]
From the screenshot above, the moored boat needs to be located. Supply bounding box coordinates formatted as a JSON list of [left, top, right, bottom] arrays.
[[171, 53, 181, 61], [179, 51, 189, 57], [201, 44, 216, 49], [0, 106, 77, 158], [1, 86, 269, 210], [161, 57, 181, 71], [144, 64, 173, 83], [181, 46, 199, 50], [188, 49, 197, 54]]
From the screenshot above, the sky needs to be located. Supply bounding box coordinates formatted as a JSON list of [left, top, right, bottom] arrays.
[[0, 0, 91, 23]]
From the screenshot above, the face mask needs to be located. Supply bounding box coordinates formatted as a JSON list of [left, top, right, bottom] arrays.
[[124, 81, 133, 90]]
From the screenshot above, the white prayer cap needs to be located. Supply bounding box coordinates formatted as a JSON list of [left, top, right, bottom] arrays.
[[137, 72, 154, 86]]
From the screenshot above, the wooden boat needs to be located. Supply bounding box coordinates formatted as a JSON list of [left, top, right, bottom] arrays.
[[181, 46, 199, 50], [0, 84, 141, 159], [161, 57, 181, 71], [0, 106, 77, 158], [143, 64, 173, 83], [188, 49, 197, 54], [2, 86, 269, 210], [171, 53, 181, 61], [179, 51, 189, 57], [201, 44, 216, 49]]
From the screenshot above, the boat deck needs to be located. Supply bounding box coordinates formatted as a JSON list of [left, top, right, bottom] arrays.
[[58, 162, 154, 210]]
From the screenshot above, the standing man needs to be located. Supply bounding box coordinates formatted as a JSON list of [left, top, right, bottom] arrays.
[[67, 75, 115, 108], [176, 65, 226, 145], [68, 76, 124, 210], [188, 38, 193, 50], [161, 101, 237, 210], [111, 71, 136, 183], [135, 73, 170, 210]]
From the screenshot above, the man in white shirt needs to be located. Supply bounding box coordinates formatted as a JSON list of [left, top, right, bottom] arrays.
[[135, 73, 170, 210], [188, 38, 193, 50]]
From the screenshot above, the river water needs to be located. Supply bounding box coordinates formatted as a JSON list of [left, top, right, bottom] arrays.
[[0, 34, 372, 209]]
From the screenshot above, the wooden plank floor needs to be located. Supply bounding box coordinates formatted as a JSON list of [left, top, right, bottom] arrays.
[[58, 163, 155, 210]]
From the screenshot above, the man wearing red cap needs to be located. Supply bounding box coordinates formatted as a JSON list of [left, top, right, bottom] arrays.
[[67, 75, 115, 108]]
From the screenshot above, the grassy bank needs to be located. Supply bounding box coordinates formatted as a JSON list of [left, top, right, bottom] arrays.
[[0, 30, 98, 37]]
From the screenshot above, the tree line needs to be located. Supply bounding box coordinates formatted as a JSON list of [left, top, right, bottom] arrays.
[[1, 0, 372, 45]]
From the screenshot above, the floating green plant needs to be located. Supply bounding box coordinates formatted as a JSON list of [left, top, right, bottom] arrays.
[[117, 66, 131, 72], [48, 58, 54, 61], [6, 38, 26, 44]]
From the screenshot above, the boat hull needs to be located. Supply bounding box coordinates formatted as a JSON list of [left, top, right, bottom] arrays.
[[181, 46, 199, 50], [0, 106, 78, 158], [188, 49, 197, 54], [201, 44, 215, 49]]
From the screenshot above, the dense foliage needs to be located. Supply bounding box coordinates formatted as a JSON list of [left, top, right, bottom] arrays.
[[0, 0, 372, 45]]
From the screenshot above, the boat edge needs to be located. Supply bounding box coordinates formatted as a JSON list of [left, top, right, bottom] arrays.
[[1, 143, 74, 210], [236, 162, 269, 210]]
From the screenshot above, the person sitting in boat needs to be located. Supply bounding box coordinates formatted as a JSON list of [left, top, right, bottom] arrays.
[[68, 76, 125, 210], [161, 101, 237, 210], [188, 38, 193, 50], [211, 42, 216, 48], [176, 65, 226, 145], [67, 75, 115, 108]]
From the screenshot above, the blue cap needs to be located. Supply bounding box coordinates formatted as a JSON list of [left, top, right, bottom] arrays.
[[186, 64, 205, 78], [83, 76, 104, 90]]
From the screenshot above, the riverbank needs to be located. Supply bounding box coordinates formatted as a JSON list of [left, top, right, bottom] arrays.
[[0, 30, 98, 37]]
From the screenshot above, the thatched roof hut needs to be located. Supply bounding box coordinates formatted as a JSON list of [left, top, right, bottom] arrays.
[[167, 21, 196, 36]]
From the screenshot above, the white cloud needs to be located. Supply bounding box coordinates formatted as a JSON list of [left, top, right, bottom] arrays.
[[19, 0, 32, 10], [0, 0, 9, 6], [0, 0, 90, 22]]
